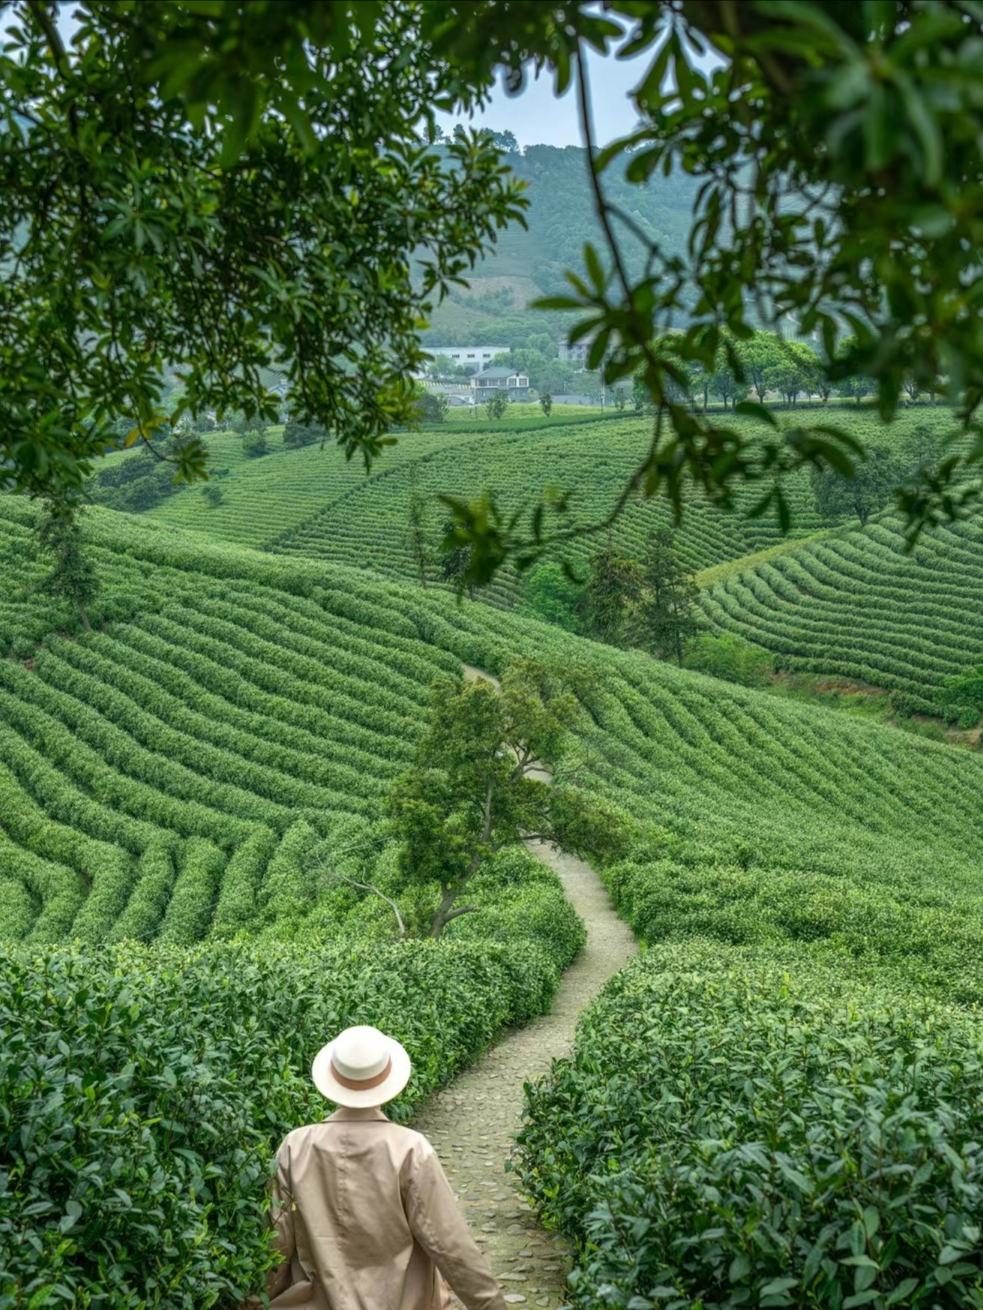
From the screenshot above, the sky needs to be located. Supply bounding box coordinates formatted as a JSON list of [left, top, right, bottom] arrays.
[[435, 45, 652, 151]]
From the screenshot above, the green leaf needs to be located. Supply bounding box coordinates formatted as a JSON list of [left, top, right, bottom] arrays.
[[729, 1254, 752, 1282], [734, 401, 777, 427], [885, 1279, 919, 1306], [760, 1278, 798, 1296], [583, 243, 606, 293]]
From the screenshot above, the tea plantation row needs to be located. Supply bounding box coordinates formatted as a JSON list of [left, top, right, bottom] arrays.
[[139, 409, 981, 720], [265, 414, 835, 603], [4, 496, 983, 1309], [703, 511, 983, 715]]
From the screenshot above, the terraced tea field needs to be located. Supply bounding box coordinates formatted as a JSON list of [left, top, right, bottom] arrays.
[[4, 487, 983, 952], [7, 412, 983, 1310], [703, 511, 983, 714], [140, 409, 614, 547]]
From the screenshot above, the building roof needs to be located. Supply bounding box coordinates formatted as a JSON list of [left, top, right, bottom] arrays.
[[474, 366, 525, 380]]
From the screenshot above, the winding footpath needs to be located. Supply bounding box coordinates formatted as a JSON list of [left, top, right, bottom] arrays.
[[412, 669, 638, 1307]]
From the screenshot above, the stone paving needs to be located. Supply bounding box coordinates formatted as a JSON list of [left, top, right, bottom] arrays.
[[412, 840, 638, 1308]]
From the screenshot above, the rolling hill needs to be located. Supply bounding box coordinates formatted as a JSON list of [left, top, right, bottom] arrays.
[[2, 489, 983, 978], [6, 403, 983, 1308], [423, 143, 698, 347]]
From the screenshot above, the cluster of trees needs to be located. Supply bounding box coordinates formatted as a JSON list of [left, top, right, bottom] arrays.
[[282, 418, 328, 447], [576, 531, 702, 666], [812, 426, 948, 527], [631, 330, 934, 414], [88, 434, 188, 514]]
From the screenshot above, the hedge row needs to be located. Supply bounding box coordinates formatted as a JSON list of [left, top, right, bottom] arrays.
[[515, 942, 983, 1310], [704, 509, 983, 713], [1, 863, 584, 1309]]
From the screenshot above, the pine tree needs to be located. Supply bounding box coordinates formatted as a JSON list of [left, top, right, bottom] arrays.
[[641, 530, 701, 666], [405, 480, 432, 587], [36, 502, 98, 631], [575, 545, 644, 647]]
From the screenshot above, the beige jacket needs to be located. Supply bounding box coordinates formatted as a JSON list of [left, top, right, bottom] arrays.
[[266, 1107, 509, 1310]]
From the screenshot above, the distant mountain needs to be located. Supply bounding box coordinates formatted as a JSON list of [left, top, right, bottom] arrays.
[[424, 143, 697, 349]]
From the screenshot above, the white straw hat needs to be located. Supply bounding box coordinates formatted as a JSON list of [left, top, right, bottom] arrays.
[[311, 1025, 412, 1108]]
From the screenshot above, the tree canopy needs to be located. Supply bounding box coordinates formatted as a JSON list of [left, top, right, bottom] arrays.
[[437, 0, 983, 582], [0, 0, 524, 499], [4, 1, 983, 574]]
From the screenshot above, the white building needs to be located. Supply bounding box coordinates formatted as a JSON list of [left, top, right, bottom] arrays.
[[470, 366, 532, 401], [425, 345, 508, 370], [557, 341, 591, 365]]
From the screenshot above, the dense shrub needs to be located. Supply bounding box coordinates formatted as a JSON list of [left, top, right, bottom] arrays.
[[600, 855, 983, 1006], [0, 914, 580, 1309], [282, 419, 327, 448], [515, 944, 983, 1310], [684, 631, 774, 688], [242, 430, 268, 458]]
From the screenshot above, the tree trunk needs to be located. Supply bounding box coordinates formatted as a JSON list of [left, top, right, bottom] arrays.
[[430, 884, 458, 938], [79, 606, 92, 632]]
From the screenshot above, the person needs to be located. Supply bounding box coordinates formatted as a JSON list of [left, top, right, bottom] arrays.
[[262, 1024, 509, 1310]]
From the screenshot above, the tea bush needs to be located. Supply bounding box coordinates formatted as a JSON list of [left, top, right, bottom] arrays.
[[703, 510, 983, 715], [0, 863, 582, 1309], [600, 855, 983, 1006], [515, 943, 983, 1310]]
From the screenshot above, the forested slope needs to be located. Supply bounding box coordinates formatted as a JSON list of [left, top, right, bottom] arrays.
[[423, 143, 697, 346]]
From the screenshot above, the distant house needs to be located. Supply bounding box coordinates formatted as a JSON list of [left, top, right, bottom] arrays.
[[557, 341, 591, 365], [471, 366, 532, 402], [551, 393, 598, 406]]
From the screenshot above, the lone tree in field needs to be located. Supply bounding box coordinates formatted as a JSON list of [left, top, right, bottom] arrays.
[[388, 661, 580, 938], [576, 545, 644, 648], [539, 391, 553, 417], [417, 390, 448, 423], [640, 530, 702, 667], [36, 502, 98, 631], [405, 480, 432, 588], [486, 390, 509, 420], [812, 445, 902, 527], [439, 516, 474, 597]]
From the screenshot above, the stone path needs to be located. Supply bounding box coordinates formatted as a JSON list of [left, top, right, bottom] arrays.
[[412, 840, 638, 1307]]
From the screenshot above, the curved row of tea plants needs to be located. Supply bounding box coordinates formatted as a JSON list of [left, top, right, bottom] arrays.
[[138, 410, 613, 547], [0, 501, 467, 945], [703, 511, 983, 714], [266, 414, 835, 605]]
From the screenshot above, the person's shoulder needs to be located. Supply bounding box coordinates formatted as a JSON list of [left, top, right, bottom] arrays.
[[388, 1123, 440, 1166], [277, 1121, 333, 1153]]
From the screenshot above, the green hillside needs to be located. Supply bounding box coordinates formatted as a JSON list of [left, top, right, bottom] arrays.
[[2, 495, 982, 977], [6, 413, 983, 1306], [423, 144, 697, 346], [702, 510, 983, 715], [134, 411, 837, 607], [117, 406, 983, 718]]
